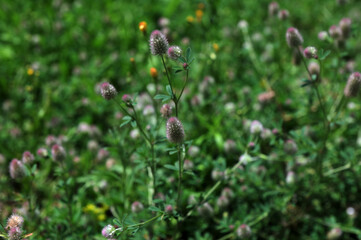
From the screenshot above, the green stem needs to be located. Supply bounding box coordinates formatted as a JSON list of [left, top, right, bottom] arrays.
[[126, 214, 162, 228], [177, 144, 183, 214], [161, 55, 175, 98], [151, 143, 157, 198]]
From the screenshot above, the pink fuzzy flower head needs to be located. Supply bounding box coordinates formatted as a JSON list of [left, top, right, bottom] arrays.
[[303, 46, 318, 59], [167, 46, 182, 60], [131, 201, 144, 213], [149, 30, 169, 55], [165, 205, 173, 214], [329, 25, 342, 40], [51, 144, 66, 161], [121, 94, 133, 107], [318, 31, 328, 41], [344, 72, 361, 98], [339, 18, 352, 38], [236, 224, 252, 238], [8, 227, 22, 240], [101, 224, 115, 238], [286, 27, 303, 48], [268, 2, 279, 17], [37, 148, 48, 158], [160, 104, 172, 119], [7, 214, 24, 229], [9, 159, 26, 179], [278, 10, 289, 20], [22, 151, 34, 164], [166, 117, 185, 144], [217, 195, 229, 208], [100, 82, 117, 100]]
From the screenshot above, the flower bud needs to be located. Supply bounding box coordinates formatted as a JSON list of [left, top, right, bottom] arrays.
[[346, 207, 356, 218], [217, 195, 229, 208], [150, 67, 158, 78], [131, 201, 144, 213], [239, 154, 252, 165], [149, 30, 169, 55], [100, 82, 117, 100], [22, 151, 34, 164], [339, 18, 351, 38], [284, 139, 298, 155], [318, 31, 328, 41], [286, 27, 303, 48], [9, 159, 26, 179], [303, 46, 318, 59], [160, 104, 172, 118], [286, 171, 296, 184], [308, 62, 320, 77], [183, 159, 194, 170], [258, 91, 275, 105], [224, 139, 236, 153], [344, 72, 361, 98], [197, 202, 214, 218], [166, 117, 185, 144], [138, 21, 147, 33], [236, 224, 252, 238], [102, 224, 116, 238], [51, 144, 66, 161], [167, 46, 182, 60]]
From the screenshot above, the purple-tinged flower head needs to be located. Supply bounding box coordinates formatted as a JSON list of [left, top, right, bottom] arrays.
[[236, 224, 252, 238], [318, 31, 328, 41], [160, 104, 172, 119], [278, 10, 289, 20], [167, 46, 182, 60], [102, 224, 116, 238], [100, 82, 117, 100], [87, 140, 99, 152], [327, 227, 342, 240], [250, 120, 263, 135], [143, 105, 155, 116], [183, 62, 189, 70], [303, 46, 318, 59], [158, 17, 170, 28], [248, 142, 255, 148], [122, 94, 133, 107], [224, 139, 236, 153], [22, 151, 34, 164], [149, 30, 169, 55], [222, 187, 234, 198], [217, 195, 229, 208], [211, 170, 225, 181], [197, 202, 214, 218], [239, 153, 252, 165], [339, 18, 352, 39], [45, 135, 57, 146], [131, 201, 144, 213], [344, 72, 361, 98], [272, 128, 279, 135], [166, 117, 185, 144], [7, 214, 24, 229], [37, 148, 48, 158], [284, 139, 298, 155], [268, 2, 279, 17], [183, 159, 194, 170], [286, 27, 303, 48], [97, 148, 109, 161], [286, 171, 296, 184], [329, 25, 342, 40], [308, 62, 320, 77], [188, 146, 200, 157], [8, 227, 22, 240], [9, 159, 26, 179], [165, 205, 173, 214], [51, 144, 66, 161], [345, 60, 355, 73]]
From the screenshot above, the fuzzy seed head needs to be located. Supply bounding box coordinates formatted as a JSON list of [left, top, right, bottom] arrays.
[[166, 117, 185, 144], [7, 214, 24, 229], [9, 159, 26, 179], [160, 104, 172, 118], [150, 30, 169, 55], [303, 46, 318, 59], [51, 144, 66, 161], [100, 82, 117, 100], [286, 27, 303, 48], [167, 46, 182, 60], [344, 72, 361, 98]]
